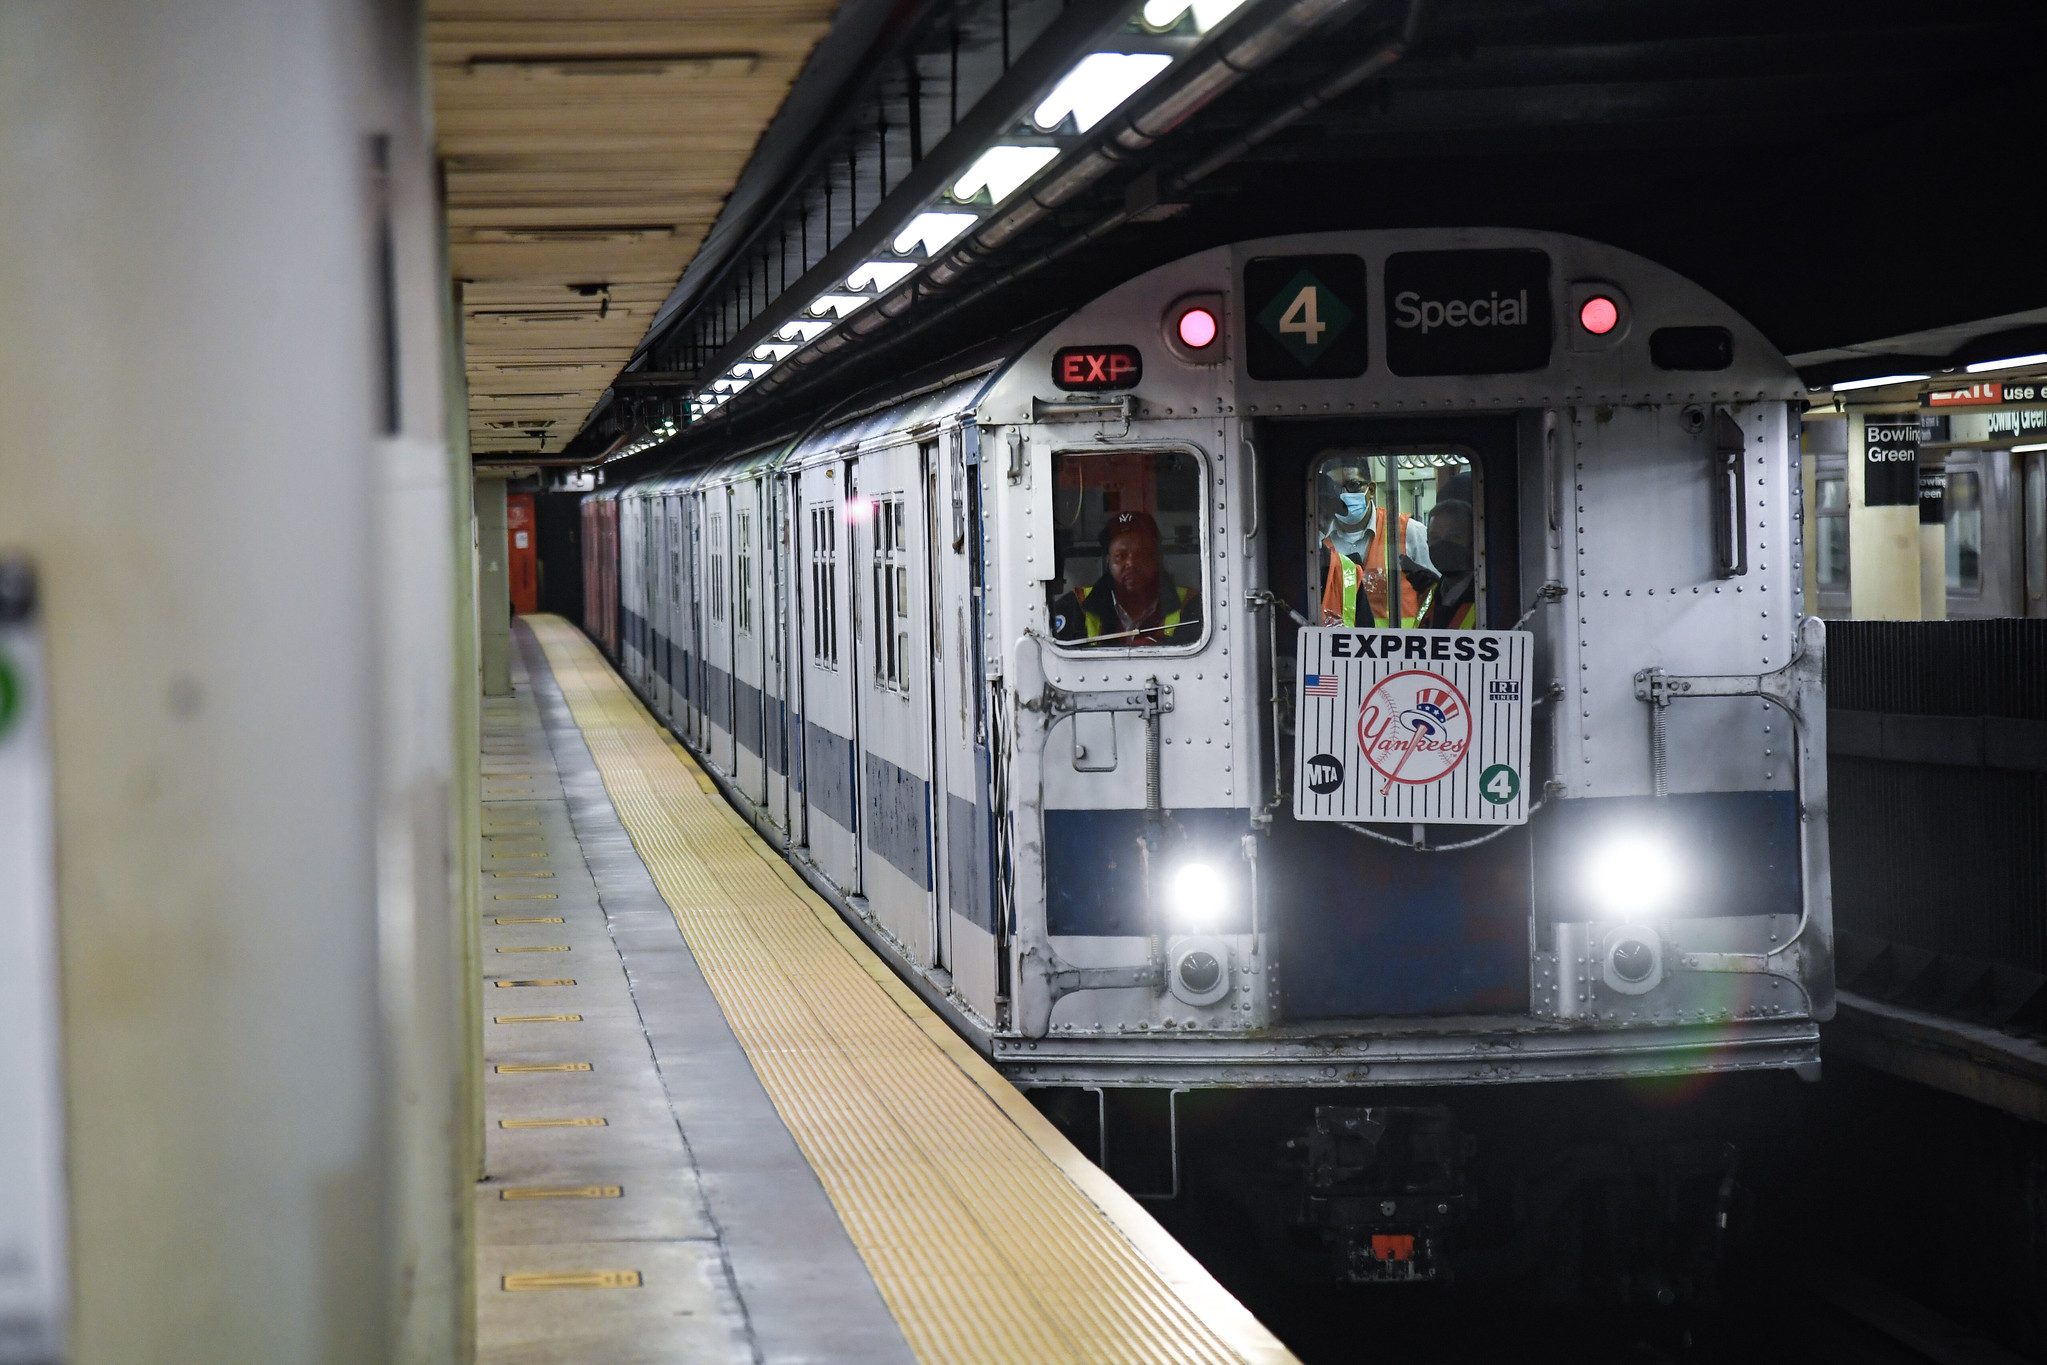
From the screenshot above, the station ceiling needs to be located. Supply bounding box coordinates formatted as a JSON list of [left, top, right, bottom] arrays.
[[428, 0, 838, 460], [432, 0, 2047, 470]]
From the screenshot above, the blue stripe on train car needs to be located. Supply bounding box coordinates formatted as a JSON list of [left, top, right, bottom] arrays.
[[703, 661, 733, 730], [804, 721, 856, 832], [946, 791, 996, 933], [680, 650, 694, 702], [862, 752, 931, 890], [1271, 814, 1530, 1019], [1534, 790, 1802, 922], [1044, 808, 1251, 937], [735, 677, 763, 756], [765, 696, 786, 774]]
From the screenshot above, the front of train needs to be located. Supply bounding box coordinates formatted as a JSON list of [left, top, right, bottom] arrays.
[[977, 229, 1830, 1283]]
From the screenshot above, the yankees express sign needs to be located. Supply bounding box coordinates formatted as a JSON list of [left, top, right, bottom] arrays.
[[1294, 627, 1534, 826]]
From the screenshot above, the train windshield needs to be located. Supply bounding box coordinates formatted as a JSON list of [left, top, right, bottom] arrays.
[[1310, 450, 1479, 630], [1047, 449, 1205, 648]]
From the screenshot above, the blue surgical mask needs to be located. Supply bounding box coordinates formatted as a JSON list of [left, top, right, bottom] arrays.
[[1339, 491, 1373, 520]]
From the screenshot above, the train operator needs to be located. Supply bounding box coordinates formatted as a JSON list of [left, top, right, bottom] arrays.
[[1052, 509, 1203, 646], [1418, 497, 1478, 629], [1318, 460, 1435, 628]]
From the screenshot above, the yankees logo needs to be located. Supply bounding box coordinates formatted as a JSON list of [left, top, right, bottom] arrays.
[[1357, 671, 1473, 792]]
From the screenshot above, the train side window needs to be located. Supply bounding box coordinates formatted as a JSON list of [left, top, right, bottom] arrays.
[[808, 504, 838, 667], [736, 506, 754, 635], [1308, 450, 1480, 629], [710, 511, 726, 624], [1047, 449, 1206, 649], [872, 494, 909, 692]]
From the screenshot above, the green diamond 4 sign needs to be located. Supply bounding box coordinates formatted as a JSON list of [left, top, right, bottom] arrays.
[[1244, 254, 1368, 379]]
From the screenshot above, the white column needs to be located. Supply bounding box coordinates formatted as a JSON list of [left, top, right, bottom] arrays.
[[0, 2, 466, 1360], [1847, 409, 1924, 620]]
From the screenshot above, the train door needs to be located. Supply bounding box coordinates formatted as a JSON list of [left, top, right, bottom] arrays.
[[764, 474, 790, 832], [647, 494, 668, 719], [797, 461, 860, 891], [786, 470, 810, 847], [851, 443, 939, 963], [929, 427, 1003, 1010], [660, 493, 682, 722], [1260, 415, 1533, 1020], [661, 494, 682, 723], [705, 487, 738, 775], [506, 493, 538, 615], [685, 491, 707, 749], [620, 496, 643, 681], [732, 478, 768, 807]]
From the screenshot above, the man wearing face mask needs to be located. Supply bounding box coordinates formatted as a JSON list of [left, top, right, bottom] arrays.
[[1318, 460, 1434, 628], [1418, 498, 1478, 629]]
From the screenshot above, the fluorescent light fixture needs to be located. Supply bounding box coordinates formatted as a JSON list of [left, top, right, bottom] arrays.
[[1141, 0, 1251, 31], [892, 211, 978, 257], [952, 146, 1061, 204], [1831, 373, 1928, 392], [846, 260, 918, 292], [773, 318, 833, 343], [1965, 352, 2047, 373], [732, 362, 773, 379], [751, 342, 799, 361], [1033, 52, 1173, 132], [2014, 442, 2047, 453], [807, 293, 873, 320]]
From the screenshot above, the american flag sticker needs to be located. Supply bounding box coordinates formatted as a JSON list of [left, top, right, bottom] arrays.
[[1302, 673, 1340, 697]]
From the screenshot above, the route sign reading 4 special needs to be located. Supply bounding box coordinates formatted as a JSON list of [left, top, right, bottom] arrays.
[[1294, 626, 1533, 826]]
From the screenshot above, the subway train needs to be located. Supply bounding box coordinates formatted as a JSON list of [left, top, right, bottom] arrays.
[[584, 228, 1832, 1282]]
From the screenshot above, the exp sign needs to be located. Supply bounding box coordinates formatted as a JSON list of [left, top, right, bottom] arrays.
[[1051, 344, 1142, 391], [1293, 626, 1533, 826]]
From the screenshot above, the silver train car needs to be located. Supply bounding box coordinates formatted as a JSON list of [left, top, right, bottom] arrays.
[[586, 227, 1832, 1097]]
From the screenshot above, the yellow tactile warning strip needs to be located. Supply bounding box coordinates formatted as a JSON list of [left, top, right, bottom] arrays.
[[527, 614, 1296, 1365]]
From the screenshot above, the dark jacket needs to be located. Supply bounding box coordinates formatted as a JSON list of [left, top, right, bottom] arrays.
[[1050, 569, 1202, 645]]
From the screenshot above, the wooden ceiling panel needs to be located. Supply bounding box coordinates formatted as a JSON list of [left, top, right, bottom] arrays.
[[431, 0, 837, 458]]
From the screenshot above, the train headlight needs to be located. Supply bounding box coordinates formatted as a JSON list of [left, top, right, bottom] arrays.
[[1584, 833, 1679, 919], [1167, 935, 1233, 1007], [1170, 861, 1225, 926]]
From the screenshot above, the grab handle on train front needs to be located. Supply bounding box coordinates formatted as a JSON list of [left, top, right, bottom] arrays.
[[1712, 407, 1748, 578]]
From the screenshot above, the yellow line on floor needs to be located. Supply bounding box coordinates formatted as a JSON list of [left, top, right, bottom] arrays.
[[527, 615, 1294, 1365]]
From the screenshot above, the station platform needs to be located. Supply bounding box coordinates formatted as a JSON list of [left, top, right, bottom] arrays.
[[476, 615, 1295, 1364]]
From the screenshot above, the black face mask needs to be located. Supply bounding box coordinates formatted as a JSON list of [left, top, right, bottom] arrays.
[[1429, 530, 1472, 574]]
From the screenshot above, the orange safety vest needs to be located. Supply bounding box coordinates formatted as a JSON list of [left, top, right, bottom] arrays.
[[1320, 509, 1419, 627]]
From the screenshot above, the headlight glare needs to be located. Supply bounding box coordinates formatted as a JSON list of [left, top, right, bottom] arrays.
[[1585, 834, 1679, 919], [1171, 861, 1224, 925]]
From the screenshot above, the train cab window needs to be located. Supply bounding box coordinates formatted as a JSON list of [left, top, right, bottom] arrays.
[[1309, 450, 1479, 629], [1047, 449, 1205, 648], [1946, 468, 1983, 592]]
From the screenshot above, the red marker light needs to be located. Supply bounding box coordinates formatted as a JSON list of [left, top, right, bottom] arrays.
[[1177, 306, 1218, 349], [1579, 296, 1620, 335]]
